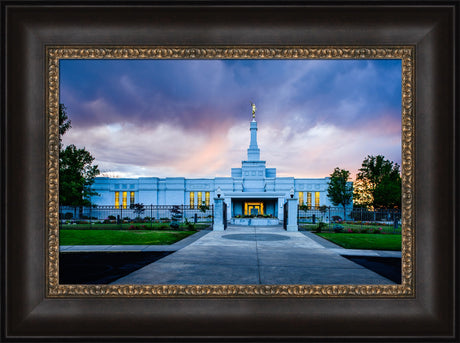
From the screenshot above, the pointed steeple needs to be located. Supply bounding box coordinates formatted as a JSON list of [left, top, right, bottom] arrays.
[[247, 103, 260, 161]]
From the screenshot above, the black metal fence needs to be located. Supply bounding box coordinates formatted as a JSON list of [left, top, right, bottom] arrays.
[[60, 205, 214, 229], [298, 206, 401, 234]]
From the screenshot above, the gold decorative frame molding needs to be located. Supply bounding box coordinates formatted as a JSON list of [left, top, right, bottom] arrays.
[[47, 46, 415, 297]]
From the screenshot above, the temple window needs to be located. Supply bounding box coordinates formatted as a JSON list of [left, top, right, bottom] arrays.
[[130, 191, 135, 205], [299, 191, 304, 205], [197, 192, 202, 206], [189, 192, 195, 208], [115, 191, 120, 209], [122, 191, 127, 209], [307, 192, 312, 209], [315, 191, 320, 209], [205, 192, 210, 206]]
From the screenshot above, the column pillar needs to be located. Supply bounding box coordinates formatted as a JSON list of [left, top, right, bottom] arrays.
[[213, 197, 225, 231], [286, 197, 298, 232]]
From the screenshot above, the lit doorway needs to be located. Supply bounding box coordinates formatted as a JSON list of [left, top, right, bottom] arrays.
[[244, 202, 264, 216]]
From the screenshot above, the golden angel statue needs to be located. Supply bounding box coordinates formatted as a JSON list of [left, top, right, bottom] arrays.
[[250, 102, 256, 118]]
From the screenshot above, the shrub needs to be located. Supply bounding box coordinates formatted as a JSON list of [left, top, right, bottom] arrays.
[[108, 215, 116, 220], [373, 227, 383, 234], [64, 212, 73, 219], [332, 216, 342, 223], [315, 222, 327, 233], [170, 222, 179, 229], [184, 218, 195, 230], [360, 228, 369, 234], [333, 224, 344, 233]]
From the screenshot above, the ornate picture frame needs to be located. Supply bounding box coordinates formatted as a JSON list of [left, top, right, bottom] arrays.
[[48, 46, 415, 297], [2, 2, 456, 341]]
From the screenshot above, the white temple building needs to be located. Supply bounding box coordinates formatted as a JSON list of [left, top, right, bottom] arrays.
[[90, 111, 347, 222]]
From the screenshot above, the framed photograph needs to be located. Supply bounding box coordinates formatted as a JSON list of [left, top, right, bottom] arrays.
[[2, 1, 457, 341], [53, 49, 411, 293]]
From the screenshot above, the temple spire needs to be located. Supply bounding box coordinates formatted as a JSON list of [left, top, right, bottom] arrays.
[[247, 102, 260, 161]]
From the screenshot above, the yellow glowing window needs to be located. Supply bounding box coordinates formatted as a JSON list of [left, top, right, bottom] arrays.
[[190, 192, 195, 208], [299, 191, 304, 205], [122, 191, 127, 209], [315, 192, 320, 209], [197, 192, 202, 206], [115, 191, 120, 209], [130, 191, 135, 205], [307, 192, 312, 209], [205, 192, 210, 206]]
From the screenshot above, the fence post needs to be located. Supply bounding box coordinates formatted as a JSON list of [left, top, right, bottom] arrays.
[[120, 207, 123, 230], [150, 205, 153, 228], [393, 210, 397, 234]]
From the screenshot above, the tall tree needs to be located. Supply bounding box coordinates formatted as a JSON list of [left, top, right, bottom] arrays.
[[59, 104, 71, 149], [59, 104, 100, 208], [356, 155, 401, 209], [327, 167, 353, 220], [60, 144, 100, 207]]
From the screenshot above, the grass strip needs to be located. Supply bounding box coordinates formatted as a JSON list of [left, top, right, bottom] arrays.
[[316, 233, 401, 251], [60, 230, 196, 245]]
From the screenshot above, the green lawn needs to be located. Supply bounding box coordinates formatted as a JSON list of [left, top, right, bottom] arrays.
[[60, 230, 197, 245], [300, 223, 401, 234], [316, 233, 401, 251]]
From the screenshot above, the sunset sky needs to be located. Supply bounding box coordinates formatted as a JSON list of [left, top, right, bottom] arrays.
[[60, 59, 402, 180]]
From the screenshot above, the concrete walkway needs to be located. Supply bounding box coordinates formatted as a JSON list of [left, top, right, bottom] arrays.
[[110, 225, 398, 285]]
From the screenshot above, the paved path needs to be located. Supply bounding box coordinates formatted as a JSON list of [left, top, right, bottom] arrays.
[[111, 225, 397, 285]]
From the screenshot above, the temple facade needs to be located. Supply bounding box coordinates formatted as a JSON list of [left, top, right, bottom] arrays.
[[90, 114, 347, 222]]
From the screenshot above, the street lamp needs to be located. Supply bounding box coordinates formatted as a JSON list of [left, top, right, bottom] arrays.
[[216, 187, 222, 198], [290, 187, 294, 199]]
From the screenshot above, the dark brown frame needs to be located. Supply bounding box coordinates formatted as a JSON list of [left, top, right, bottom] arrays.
[[1, 1, 457, 341]]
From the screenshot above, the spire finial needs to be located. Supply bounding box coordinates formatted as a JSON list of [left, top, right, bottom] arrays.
[[250, 102, 256, 119]]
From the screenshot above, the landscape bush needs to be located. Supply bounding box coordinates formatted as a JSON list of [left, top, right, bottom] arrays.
[[315, 222, 327, 233]]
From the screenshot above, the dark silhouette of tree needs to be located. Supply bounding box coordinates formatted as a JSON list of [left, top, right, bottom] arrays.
[[59, 104, 100, 209], [356, 155, 401, 209]]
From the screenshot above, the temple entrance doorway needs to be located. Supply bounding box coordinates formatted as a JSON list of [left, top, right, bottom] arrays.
[[244, 202, 264, 216]]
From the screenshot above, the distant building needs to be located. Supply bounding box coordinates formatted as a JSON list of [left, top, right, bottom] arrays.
[[91, 114, 351, 222]]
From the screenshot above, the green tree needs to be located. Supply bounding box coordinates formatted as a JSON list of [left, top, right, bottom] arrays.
[[356, 155, 401, 209], [59, 104, 72, 139], [327, 168, 353, 220], [60, 144, 100, 207], [59, 104, 100, 209]]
